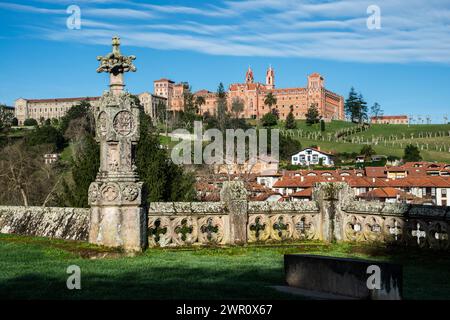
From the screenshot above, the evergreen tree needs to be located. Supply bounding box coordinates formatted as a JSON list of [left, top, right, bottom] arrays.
[[360, 145, 376, 158], [136, 111, 196, 203], [25, 123, 65, 151], [403, 144, 422, 162], [261, 112, 278, 127], [60, 101, 93, 135], [285, 105, 296, 129], [216, 82, 229, 131], [320, 119, 325, 132], [344, 87, 360, 123], [60, 134, 100, 208], [305, 103, 320, 125], [357, 93, 368, 124]]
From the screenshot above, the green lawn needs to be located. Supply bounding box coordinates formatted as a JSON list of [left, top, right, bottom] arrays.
[[296, 138, 450, 162], [353, 123, 450, 140], [1, 234, 450, 300]]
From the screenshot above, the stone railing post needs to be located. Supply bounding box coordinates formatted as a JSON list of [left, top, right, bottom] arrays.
[[220, 181, 248, 245], [312, 182, 354, 243]]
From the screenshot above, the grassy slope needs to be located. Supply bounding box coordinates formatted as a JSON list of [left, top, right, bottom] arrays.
[[274, 121, 450, 162], [1, 234, 450, 300]]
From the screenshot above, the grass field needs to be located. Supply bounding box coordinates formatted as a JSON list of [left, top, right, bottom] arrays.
[[1, 234, 450, 300], [274, 120, 450, 162]]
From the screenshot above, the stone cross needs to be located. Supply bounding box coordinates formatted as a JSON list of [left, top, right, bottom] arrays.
[[412, 223, 426, 245], [96, 36, 136, 95], [389, 220, 401, 241], [89, 36, 145, 252]]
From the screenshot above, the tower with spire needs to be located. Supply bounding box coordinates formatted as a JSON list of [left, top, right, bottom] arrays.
[[245, 66, 254, 84], [265, 65, 275, 89]]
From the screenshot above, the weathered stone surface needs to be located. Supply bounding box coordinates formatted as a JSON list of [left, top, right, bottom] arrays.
[[148, 202, 225, 215], [89, 36, 146, 252], [285, 254, 403, 300], [221, 181, 248, 245], [248, 201, 319, 213], [0, 206, 89, 240]]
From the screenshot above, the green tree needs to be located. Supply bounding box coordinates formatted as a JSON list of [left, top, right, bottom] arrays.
[[264, 92, 277, 109], [357, 93, 368, 124], [0, 105, 13, 132], [136, 111, 196, 203], [370, 102, 383, 119], [285, 105, 296, 129], [345, 87, 360, 123], [25, 123, 65, 151], [261, 112, 278, 127], [23, 118, 38, 126], [231, 97, 244, 119], [360, 145, 376, 158], [320, 119, 326, 132], [60, 101, 94, 135], [11, 117, 19, 126], [403, 144, 422, 162], [305, 103, 320, 125], [59, 134, 100, 208], [216, 82, 229, 131]]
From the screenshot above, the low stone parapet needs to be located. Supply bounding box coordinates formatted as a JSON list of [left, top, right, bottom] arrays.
[[0, 206, 89, 240]]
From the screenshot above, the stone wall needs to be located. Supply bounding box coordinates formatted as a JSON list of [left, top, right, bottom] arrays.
[[1, 182, 449, 250], [342, 200, 450, 250], [0, 206, 89, 240]]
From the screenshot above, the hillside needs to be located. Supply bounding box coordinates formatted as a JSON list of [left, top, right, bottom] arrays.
[[277, 120, 450, 162]]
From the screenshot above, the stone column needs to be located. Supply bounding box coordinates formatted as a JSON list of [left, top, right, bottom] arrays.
[[89, 36, 145, 252], [220, 181, 248, 245], [312, 182, 354, 242]]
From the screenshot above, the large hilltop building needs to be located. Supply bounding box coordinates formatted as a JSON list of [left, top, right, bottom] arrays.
[[15, 66, 344, 124], [15, 93, 166, 125], [156, 66, 345, 121]]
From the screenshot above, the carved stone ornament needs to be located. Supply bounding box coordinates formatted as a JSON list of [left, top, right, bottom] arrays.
[[101, 184, 119, 201], [113, 111, 134, 136], [88, 184, 100, 203], [96, 36, 136, 76], [122, 184, 139, 201], [98, 112, 108, 136]]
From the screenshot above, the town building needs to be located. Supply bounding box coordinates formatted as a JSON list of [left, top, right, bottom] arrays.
[[291, 147, 335, 167], [263, 163, 450, 206], [43, 153, 59, 165], [371, 115, 409, 124]]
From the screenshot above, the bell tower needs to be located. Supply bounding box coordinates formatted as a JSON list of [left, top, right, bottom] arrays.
[[245, 66, 254, 84], [265, 65, 275, 89]]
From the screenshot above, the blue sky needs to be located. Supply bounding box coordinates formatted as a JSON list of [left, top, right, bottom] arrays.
[[1, 0, 450, 122]]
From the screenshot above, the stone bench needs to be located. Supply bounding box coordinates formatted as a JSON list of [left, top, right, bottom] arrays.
[[284, 254, 402, 300]]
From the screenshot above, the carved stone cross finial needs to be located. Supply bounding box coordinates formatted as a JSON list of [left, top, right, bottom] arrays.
[[112, 36, 121, 56], [96, 36, 137, 95]]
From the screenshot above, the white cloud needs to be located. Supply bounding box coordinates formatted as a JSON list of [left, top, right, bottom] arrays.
[[6, 0, 450, 63]]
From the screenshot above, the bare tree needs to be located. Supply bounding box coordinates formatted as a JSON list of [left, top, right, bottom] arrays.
[[0, 142, 62, 206]]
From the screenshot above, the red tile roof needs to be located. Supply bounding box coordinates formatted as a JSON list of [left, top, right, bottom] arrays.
[[27, 97, 100, 103]]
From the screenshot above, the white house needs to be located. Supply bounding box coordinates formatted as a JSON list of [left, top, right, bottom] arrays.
[[291, 148, 334, 167]]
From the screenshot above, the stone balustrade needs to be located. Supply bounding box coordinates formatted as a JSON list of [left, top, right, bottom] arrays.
[[0, 182, 449, 250], [342, 201, 450, 250]]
